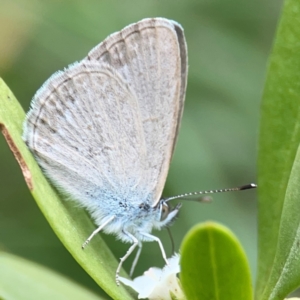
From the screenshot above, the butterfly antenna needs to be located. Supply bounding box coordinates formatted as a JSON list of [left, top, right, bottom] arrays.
[[164, 183, 257, 202]]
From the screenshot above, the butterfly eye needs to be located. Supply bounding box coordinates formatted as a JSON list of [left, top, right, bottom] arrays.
[[160, 202, 170, 221]]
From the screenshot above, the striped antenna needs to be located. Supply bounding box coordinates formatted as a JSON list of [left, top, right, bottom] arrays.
[[164, 183, 257, 202]]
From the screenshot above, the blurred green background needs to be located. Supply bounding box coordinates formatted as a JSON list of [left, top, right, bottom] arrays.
[[0, 0, 282, 297]]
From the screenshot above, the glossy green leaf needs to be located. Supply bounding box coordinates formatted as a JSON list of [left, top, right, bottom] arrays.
[[180, 222, 252, 300], [0, 252, 105, 300], [256, 0, 300, 299], [0, 78, 134, 300]]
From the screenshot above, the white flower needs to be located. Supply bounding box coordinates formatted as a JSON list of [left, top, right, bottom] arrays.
[[119, 253, 185, 300]]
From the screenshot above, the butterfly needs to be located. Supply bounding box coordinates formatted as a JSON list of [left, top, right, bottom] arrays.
[[23, 18, 188, 284], [23, 17, 256, 284]]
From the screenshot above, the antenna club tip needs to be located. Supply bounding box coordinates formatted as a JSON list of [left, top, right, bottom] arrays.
[[240, 183, 257, 190]]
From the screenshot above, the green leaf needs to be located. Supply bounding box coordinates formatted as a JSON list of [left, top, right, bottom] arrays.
[[0, 252, 106, 300], [256, 0, 300, 299], [0, 78, 134, 300], [180, 222, 252, 300]]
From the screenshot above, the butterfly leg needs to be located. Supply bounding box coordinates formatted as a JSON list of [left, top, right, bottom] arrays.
[[140, 232, 169, 266], [129, 241, 142, 277], [82, 215, 115, 249], [116, 230, 138, 285]]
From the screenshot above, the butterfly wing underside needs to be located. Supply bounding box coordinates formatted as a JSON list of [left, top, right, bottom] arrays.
[[23, 18, 187, 211], [86, 18, 188, 206]]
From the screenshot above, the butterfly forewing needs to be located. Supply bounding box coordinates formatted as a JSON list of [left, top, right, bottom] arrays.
[[86, 18, 188, 205], [23, 18, 188, 212]]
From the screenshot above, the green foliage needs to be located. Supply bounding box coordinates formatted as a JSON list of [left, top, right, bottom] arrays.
[[0, 252, 105, 300], [256, 0, 300, 299], [180, 222, 252, 300]]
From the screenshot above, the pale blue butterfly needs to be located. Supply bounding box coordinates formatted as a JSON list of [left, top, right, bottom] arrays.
[[23, 17, 256, 284]]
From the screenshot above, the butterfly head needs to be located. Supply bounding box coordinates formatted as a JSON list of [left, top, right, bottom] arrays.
[[152, 199, 182, 230]]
